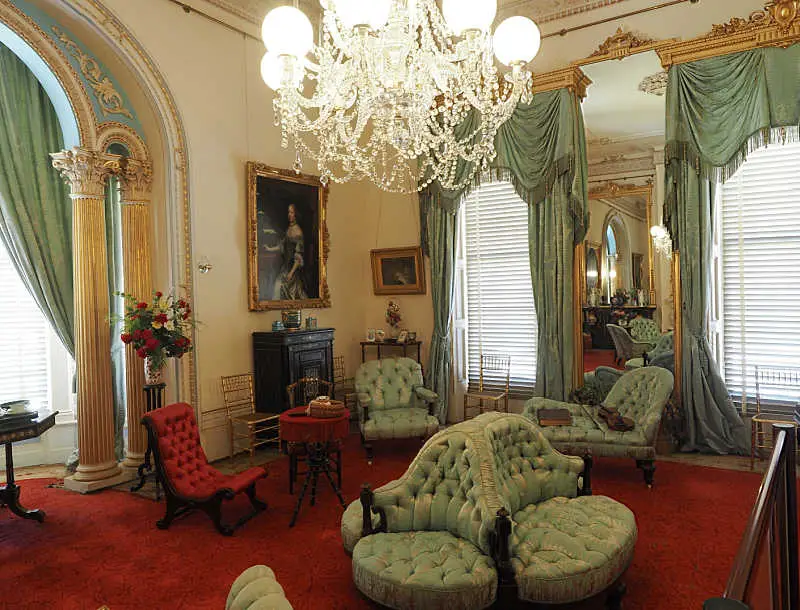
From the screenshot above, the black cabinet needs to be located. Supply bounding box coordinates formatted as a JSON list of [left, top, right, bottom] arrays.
[[252, 329, 335, 413], [583, 306, 656, 349]]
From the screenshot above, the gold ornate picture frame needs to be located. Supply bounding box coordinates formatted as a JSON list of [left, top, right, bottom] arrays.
[[247, 162, 330, 311], [370, 247, 426, 295]]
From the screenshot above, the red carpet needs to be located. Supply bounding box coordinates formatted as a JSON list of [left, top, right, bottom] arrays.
[[584, 348, 621, 372], [0, 436, 792, 610]]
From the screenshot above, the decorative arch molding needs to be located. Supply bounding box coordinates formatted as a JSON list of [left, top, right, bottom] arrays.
[[58, 0, 196, 409], [600, 209, 633, 297], [96, 121, 149, 162], [0, 0, 95, 147]]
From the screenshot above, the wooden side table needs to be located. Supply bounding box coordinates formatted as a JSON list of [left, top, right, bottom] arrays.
[[0, 411, 57, 522], [361, 340, 422, 364], [279, 406, 349, 527], [131, 383, 166, 496]]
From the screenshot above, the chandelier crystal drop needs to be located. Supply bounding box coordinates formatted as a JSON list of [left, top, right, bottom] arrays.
[[260, 0, 540, 193], [650, 225, 673, 259]]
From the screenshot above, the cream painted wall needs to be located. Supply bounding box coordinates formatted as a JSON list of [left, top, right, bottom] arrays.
[[92, 0, 428, 459]]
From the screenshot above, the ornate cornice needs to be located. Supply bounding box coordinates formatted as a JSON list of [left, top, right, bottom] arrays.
[[589, 180, 653, 201], [658, 1, 800, 67], [533, 66, 592, 99], [51, 147, 117, 198], [576, 27, 677, 66]]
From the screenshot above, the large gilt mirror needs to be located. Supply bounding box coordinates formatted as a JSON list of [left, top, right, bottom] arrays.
[[576, 40, 676, 383]]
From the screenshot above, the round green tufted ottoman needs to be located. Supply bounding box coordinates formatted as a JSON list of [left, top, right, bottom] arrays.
[[352, 531, 498, 610], [510, 495, 637, 604]]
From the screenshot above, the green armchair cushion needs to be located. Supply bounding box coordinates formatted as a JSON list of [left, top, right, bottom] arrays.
[[628, 317, 660, 344], [226, 565, 293, 610], [356, 358, 426, 412], [625, 357, 644, 370], [362, 408, 440, 441], [511, 496, 637, 604], [352, 531, 497, 610]]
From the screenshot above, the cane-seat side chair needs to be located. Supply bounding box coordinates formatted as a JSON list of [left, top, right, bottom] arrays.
[[751, 365, 800, 470], [285, 377, 342, 494], [221, 374, 279, 465], [333, 355, 358, 414], [464, 354, 510, 419]]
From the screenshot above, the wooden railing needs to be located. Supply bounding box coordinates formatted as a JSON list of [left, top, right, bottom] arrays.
[[705, 424, 798, 610]]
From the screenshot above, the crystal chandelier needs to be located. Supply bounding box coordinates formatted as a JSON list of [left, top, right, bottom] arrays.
[[260, 0, 541, 193], [650, 225, 673, 259]]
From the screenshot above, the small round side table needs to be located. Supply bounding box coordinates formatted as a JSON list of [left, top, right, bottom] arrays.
[[279, 406, 349, 527]]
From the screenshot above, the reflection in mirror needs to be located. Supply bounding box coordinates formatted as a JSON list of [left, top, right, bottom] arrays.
[[579, 48, 675, 385]]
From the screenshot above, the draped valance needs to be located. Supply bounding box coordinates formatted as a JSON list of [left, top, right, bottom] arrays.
[[664, 44, 800, 245]]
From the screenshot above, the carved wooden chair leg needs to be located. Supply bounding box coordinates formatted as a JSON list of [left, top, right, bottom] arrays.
[[246, 484, 267, 511], [606, 581, 627, 610], [336, 448, 342, 487], [157, 497, 179, 530], [205, 495, 234, 536], [636, 459, 656, 487], [289, 453, 296, 494]]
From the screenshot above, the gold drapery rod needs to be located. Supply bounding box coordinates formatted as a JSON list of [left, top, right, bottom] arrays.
[[542, 0, 697, 39], [163, 0, 261, 41]]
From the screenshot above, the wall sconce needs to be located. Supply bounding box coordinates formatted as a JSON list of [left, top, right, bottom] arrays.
[[197, 256, 213, 274]]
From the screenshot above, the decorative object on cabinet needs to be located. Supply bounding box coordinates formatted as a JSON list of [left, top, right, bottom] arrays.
[[464, 353, 511, 419], [304, 316, 317, 329], [117, 290, 195, 385], [370, 247, 426, 295], [407, 331, 417, 342], [281, 309, 301, 329], [396, 330, 409, 344], [355, 358, 439, 462], [272, 320, 285, 331], [374, 329, 386, 342], [221, 373, 280, 465], [365, 329, 376, 342], [523, 367, 675, 487], [247, 162, 330, 311], [142, 403, 268, 535], [252, 328, 334, 414]]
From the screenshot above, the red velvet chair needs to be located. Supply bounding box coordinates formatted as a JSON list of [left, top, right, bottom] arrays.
[[142, 402, 268, 535]]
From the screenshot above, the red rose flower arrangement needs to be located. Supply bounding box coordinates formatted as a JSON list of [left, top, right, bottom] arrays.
[[116, 290, 195, 371]]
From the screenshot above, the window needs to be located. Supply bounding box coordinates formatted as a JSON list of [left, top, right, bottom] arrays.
[[717, 140, 800, 410], [0, 239, 74, 418], [460, 180, 538, 394]]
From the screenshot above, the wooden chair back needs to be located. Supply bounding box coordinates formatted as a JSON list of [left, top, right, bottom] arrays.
[[287, 377, 333, 409], [479, 354, 511, 393], [221, 374, 255, 419]]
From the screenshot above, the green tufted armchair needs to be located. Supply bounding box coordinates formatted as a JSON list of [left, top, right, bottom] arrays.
[[342, 413, 636, 609], [628, 316, 660, 344], [626, 330, 674, 371], [355, 357, 440, 460], [523, 367, 674, 486]]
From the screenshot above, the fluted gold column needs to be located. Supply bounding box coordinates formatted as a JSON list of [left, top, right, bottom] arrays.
[[120, 159, 153, 469], [52, 148, 122, 491]]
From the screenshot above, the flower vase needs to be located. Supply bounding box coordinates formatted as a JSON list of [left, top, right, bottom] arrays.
[[144, 355, 165, 386]]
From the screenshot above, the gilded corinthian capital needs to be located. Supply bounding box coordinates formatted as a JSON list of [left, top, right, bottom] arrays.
[[121, 158, 153, 204], [51, 147, 117, 198]]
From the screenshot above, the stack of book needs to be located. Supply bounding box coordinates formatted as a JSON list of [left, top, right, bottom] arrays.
[[538, 408, 572, 427]]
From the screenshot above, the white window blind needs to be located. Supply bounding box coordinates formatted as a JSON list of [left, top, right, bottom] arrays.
[[463, 180, 537, 394], [0, 241, 51, 409], [719, 140, 800, 409]]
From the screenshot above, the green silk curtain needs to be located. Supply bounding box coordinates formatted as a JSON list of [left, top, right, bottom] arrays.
[[421, 88, 588, 412], [665, 45, 800, 454], [0, 44, 74, 356]]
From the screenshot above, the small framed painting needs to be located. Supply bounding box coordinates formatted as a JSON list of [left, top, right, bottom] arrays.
[[370, 247, 426, 295]]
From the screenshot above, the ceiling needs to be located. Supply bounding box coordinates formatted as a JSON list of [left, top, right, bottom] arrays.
[[207, 0, 632, 25]]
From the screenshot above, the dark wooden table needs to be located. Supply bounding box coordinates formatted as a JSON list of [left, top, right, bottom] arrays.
[[0, 410, 58, 522], [361, 340, 422, 364]]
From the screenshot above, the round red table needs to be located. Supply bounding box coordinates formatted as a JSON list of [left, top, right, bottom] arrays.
[[279, 406, 349, 527]]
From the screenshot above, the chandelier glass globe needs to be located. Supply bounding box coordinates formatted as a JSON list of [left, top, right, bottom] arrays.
[[262, 0, 539, 193], [494, 16, 541, 66], [442, 0, 497, 34], [261, 6, 313, 59]]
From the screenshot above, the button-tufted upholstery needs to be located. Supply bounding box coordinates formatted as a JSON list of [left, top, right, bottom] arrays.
[[355, 358, 440, 444], [628, 317, 660, 344], [145, 403, 266, 500], [226, 565, 293, 610], [522, 367, 674, 461], [344, 413, 636, 607], [511, 496, 637, 604]]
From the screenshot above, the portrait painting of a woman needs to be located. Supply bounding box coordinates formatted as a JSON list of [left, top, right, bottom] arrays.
[[247, 163, 330, 310]]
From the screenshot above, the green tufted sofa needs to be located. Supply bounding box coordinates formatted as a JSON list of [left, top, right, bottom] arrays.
[[355, 357, 440, 460], [226, 565, 293, 610], [341, 413, 637, 609], [523, 367, 674, 486]]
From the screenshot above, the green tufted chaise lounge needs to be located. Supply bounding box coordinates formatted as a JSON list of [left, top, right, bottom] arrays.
[[355, 357, 440, 461], [341, 412, 637, 609], [523, 367, 674, 486]]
